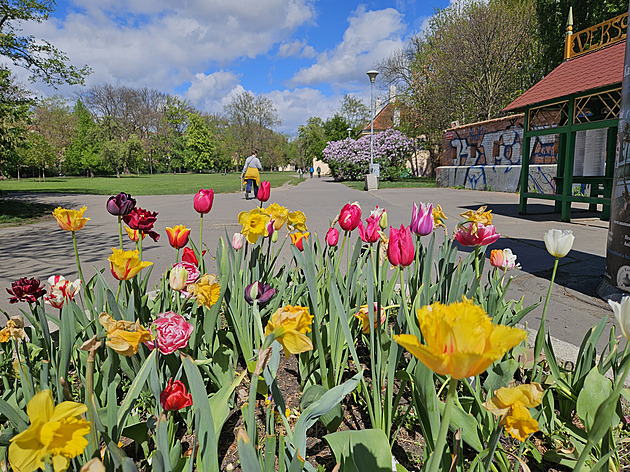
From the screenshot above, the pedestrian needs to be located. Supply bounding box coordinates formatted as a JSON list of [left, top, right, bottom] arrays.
[[241, 150, 262, 200], [309, 166, 314, 178], [317, 166, 321, 178]]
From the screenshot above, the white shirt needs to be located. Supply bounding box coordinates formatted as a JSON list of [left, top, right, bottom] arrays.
[[242, 154, 262, 173]]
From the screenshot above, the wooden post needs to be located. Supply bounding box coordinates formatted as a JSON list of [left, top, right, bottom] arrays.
[[519, 110, 531, 215]]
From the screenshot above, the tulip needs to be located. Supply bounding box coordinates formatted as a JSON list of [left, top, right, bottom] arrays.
[[150, 311, 194, 355], [7, 277, 46, 304], [245, 282, 276, 307], [98, 312, 152, 356], [354, 303, 387, 333], [338, 202, 361, 232], [182, 247, 199, 265], [108, 248, 153, 281], [232, 233, 245, 250], [45, 275, 81, 309], [358, 215, 381, 244], [433, 204, 447, 229], [169, 266, 189, 291], [460, 206, 493, 235], [264, 305, 314, 357], [53, 206, 90, 232], [172, 261, 200, 287], [379, 209, 388, 229], [187, 274, 221, 308], [393, 299, 526, 379], [325, 227, 339, 246], [271, 230, 279, 243], [166, 225, 191, 250], [483, 383, 543, 442], [410, 202, 434, 237], [160, 378, 193, 411], [193, 189, 214, 214], [266, 219, 276, 237], [123, 207, 160, 242], [124, 224, 145, 242], [543, 229, 574, 258], [8, 390, 90, 472], [257, 181, 271, 203], [290, 231, 309, 251], [106, 193, 136, 216], [609, 297, 630, 340], [454, 222, 500, 247], [490, 248, 520, 271], [387, 225, 415, 267]]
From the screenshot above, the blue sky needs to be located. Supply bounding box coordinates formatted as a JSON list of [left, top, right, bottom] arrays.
[[13, 0, 451, 134]]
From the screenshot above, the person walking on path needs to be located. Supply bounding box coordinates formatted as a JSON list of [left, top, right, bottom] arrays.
[[241, 150, 262, 200], [317, 166, 321, 178], [309, 166, 314, 178]]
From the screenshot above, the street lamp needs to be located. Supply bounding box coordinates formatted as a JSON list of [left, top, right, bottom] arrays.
[[367, 70, 379, 174], [347, 127, 352, 138]]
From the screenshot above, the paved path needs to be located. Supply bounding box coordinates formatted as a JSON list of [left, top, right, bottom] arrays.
[[0, 176, 621, 358]]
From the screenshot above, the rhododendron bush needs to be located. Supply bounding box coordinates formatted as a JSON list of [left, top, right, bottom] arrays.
[[322, 127, 415, 180], [0, 189, 628, 472]]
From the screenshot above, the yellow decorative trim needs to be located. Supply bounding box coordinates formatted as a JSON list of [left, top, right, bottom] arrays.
[[573, 87, 621, 124], [565, 12, 627, 60]]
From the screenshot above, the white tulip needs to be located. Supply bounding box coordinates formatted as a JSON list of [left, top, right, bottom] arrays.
[[543, 229, 574, 258], [609, 297, 630, 340]]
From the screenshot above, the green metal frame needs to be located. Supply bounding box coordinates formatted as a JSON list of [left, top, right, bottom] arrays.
[[519, 85, 620, 222]]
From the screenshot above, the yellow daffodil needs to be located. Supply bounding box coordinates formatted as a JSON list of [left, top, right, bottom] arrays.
[[108, 248, 153, 281], [287, 210, 307, 232], [53, 206, 90, 232], [265, 203, 289, 231], [98, 312, 152, 356], [432, 204, 447, 229], [0, 316, 26, 343], [483, 383, 543, 441], [459, 206, 492, 236], [264, 305, 314, 357], [8, 390, 90, 472], [238, 208, 270, 244], [393, 299, 526, 379], [187, 274, 221, 308]]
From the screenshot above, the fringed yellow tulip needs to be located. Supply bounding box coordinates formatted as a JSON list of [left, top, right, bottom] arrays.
[[9, 390, 90, 472], [432, 204, 447, 229], [108, 248, 153, 281], [53, 206, 90, 232], [238, 208, 270, 244], [187, 274, 221, 308], [98, 312, 152, 356], [287, 210, 307, 232], [265, 203, 289, 231], [393, 299, 526, 379], [484, 383, 543, 441], [459, 206, 492, 236], [265, 305, 313, 357]]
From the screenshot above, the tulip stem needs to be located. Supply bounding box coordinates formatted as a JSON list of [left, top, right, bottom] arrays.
[[72, 231, 87, 297], [86, 351, 99, 458], [533, 256, 559, 381], [118, 215, 123, 249], [427, 377, 457, 472], [483, 424, 503, 472], [474, 245, 482, 301], [199, 214, 204, 261], [335, 232, 348, 278]]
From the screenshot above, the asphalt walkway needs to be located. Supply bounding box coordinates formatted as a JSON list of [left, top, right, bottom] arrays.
[[0, 175, 621, 359]]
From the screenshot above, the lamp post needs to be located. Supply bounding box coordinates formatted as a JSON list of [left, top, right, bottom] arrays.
[[347, 127, 352, 138], [367, 70, 378, 172]]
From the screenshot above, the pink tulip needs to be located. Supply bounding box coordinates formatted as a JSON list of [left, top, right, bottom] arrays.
[[257, 181, 271, 203], [232, 233, 245, 250], [148, 311, 194, 355], [325, 227, 339, 246], [172, 261, 200, 286], [455, 223, 500, 247], [339, 202, 362, 232], [410, 202, 434, 237], [358, 215, 381, 244], [387, 225, 415, 267], [193, 189, 214, 214]]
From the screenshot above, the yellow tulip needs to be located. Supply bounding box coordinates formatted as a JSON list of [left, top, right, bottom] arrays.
[[98, 312, 152, 356], [265, 203, 289, 231], [432, 204, 447, 229], [264, 305, 314, 357], [393, 299, 526, 379], [238, 208, 270, 244], [484, 383, 543, 441], [53, 206, 90, 232], [124, 224, 146, 242], [108, 248, 153, 281], [9, 390, 90, 472], [459, 206, 492, 236], [287, 210, 307, 232], [187, 274, 221, 308], [0, 316, 26, 343]]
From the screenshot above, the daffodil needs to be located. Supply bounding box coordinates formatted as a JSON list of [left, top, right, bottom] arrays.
[[287, 210, 307, 232], [98, 312, 152, 356], [8, 390, 90, 472], [108, 248, 153, 281], [53, 206, 90, 232], [265, 203, 289, 230], [0, 316, 26, 343], [264, 305, 314, 356], [393, 299, 526, 379], [483, 383, 543, 441], [459, 206, 492, 236], [238, 208, 270, 244], [187, 274, 221, 308]]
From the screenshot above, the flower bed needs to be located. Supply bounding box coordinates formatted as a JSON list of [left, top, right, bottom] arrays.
[[0, 184, 628, 472]]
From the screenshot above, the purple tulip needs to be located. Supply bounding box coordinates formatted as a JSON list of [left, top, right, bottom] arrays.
[[244, 282, 276, 307], [106, 193, 136, 216], [410, 202, 434, 237]]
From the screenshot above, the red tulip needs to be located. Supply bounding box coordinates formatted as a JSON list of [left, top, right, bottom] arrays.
[[182, 247, 198, 265], [325, 227, 339, 246], [387, 225, 415, 267], [257, 181, 271, 203], [455, 223, 500, 247], [7, 277, 46, 304], [338, 202, 361, 232], [358, 215, 381, 244], [160, 378, 193, 411], [193, 189, 214, 215], [166, 225, 191, 250]]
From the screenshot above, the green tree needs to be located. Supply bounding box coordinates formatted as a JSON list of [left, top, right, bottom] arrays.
[[296, 117, 325, 169], [31, 96, 76, 172], [0, 0, 90, 85], [0, 67, 32, 178], [323, 115, 351, 143], [186, 112, 218, 171], [338, 94, 368, 133], [20, 132, 55, 181], [65, 100, 104, 176]]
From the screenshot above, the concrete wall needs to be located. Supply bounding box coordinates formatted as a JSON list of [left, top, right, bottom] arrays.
[[436, 165, 557, 193]]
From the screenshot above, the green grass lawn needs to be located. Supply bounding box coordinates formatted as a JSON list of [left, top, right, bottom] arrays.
[[0, 199, 57, 226], [342, 176, 436, 190], [0, 172, 300, 196]]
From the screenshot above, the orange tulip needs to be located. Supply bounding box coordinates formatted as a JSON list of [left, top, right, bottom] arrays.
[[166, 225, 191, 249]]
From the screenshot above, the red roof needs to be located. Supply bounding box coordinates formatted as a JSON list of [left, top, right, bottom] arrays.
[[503, 40, 625, 112]]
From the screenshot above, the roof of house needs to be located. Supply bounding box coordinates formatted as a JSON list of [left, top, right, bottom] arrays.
[[503, 39, 625, 112], [360, 102, 397, 134]]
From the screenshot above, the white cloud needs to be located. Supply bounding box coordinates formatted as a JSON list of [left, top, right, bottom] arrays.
[[277, 40, 316, 59], [266, 88, 339, 134], [185, 71, 241, 113], [288, 6, 405, 88]]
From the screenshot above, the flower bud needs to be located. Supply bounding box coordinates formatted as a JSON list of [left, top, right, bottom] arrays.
[[232, 233, 245, 250], [379, 210, 388, 229], [325, 227, 339, 246], [193, 189, 214, 215], [272, 230, 279, 243], [169, 266, 189, 291]]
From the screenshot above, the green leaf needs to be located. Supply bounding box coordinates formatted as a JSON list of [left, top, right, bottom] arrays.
[[116, 350, 157, 435], [237, 430, 263, 472], [483, 358, 519, 396], [325, 429, 392, 472], [209, 370, 246, 436], [300, 384, 343, 432], [438, 400, 484, 452], [0, 398, 28, 430], [576, 367, 618, 432]]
